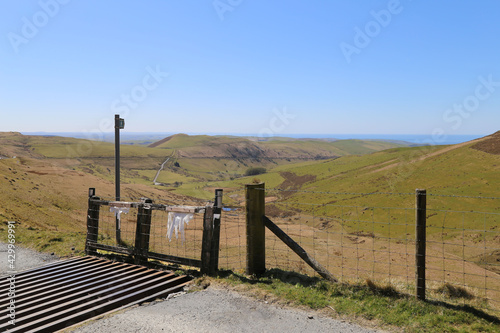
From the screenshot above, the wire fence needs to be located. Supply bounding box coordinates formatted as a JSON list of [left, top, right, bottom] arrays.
[[84, 188, 499, 314], [216, 188, 500, 314], [218, 210, 246, 271]]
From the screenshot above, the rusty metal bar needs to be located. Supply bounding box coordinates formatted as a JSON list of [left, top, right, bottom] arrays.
[[147, 251, 202, 268]]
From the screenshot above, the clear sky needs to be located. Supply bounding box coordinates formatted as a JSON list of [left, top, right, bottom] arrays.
[[1, 1, 499, 139]]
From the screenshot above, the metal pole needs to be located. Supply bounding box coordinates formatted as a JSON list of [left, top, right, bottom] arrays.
[[115, 115, 121, 201], [115, 115, 121, 245]]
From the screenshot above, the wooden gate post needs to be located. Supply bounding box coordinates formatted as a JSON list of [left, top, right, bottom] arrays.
[[85, 188, 100, 256], [415, 189, 427, 300], [246, 183, 266, 275], [135, 198, 153, 265], [201, 206, 215, 275], [209, 189, 223, 274], [201, 189, 224, 275]]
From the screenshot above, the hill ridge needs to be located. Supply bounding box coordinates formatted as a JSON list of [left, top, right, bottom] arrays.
[[471, 130, 500, 155], [148, 134, 177, 148]]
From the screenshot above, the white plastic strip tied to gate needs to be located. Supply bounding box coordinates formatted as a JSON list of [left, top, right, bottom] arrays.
[[110, 206, 130, 224], [167, 212, 193, 243]]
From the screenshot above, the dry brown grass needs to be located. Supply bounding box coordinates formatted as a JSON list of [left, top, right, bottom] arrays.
[[215, 212, 500, 312]]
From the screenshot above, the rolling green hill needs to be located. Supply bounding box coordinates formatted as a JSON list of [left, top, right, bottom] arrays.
[[0, 132, 411, 191], [202, 132, 500, 286], [208, 132, 500, 209], [149, 133, 410, 158], [145, 133, 413, 195], [0, 132, 192, 255], [207, 132, 500, 245]]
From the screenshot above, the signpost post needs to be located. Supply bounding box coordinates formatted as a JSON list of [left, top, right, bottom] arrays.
[[115, 114, 125, 245]]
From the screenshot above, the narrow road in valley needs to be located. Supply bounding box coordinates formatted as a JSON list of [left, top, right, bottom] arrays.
[[152, 152, 174, 185]]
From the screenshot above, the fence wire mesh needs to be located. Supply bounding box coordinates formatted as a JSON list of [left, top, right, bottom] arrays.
[[88, 195, 208, 265], [148, 209, 204, 262], [217, 188, 499, 314], [96, 203, 137, 249], [219, 209, 246, 271]]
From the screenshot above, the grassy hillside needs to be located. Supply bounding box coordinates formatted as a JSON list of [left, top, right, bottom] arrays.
[[2, 131, 498, 222], [0, 131, 410, 249], [207, 132, 500, 243], [0, 133, 199, 255], [274, 137, 499, 205], [1, 131, 499, 320], [211, 132, 499, 202], [145, 133, 412, 195], [0, 132, 410, 196]]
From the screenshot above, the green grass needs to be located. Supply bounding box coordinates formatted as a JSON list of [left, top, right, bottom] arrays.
[[0, 222, 87, 257], [172, 182, 216, 200], [146, 134, 411, 183], [151, 133, 221, 149], [2, 132, 498, 244], [155, 169, 197, 184], [210, 170, 285, 189], [260, 138, 408, 157], [209, 269, 500, 333], [29, 136, 171, 159]]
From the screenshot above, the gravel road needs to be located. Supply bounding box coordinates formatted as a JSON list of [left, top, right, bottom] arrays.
[[0, 242, 59, 274], [1, 243, 384, 333], [68, 287, 383, 333]]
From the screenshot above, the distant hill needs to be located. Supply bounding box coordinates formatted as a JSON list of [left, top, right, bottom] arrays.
[[148, 133, 411, 159], [144, 134, 414, 187]]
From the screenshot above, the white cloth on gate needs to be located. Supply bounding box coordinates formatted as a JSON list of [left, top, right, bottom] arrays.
[[167, 212, 193, 243], [110, 206, 130, 223]]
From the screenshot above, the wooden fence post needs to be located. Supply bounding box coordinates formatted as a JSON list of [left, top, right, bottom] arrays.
[[135, 198, 153, 266], [415, 189, 427, 300], [209, 189, 223, 275], [85, 188, 100, 256], [201, 206, 215, 275], [246, 183, 266, 275]]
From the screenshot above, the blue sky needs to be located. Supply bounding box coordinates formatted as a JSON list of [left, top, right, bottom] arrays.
[[1, 1, 499, 139]]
